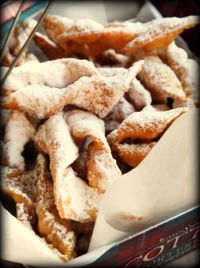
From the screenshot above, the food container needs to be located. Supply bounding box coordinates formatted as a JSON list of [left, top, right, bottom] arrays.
[[1, 1, 199, 267]]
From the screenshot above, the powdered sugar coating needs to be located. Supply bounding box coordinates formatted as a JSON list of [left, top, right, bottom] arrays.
[[107, 108, 188, 167], [43, 15, 145, 56], [3, 110, 35, 170], [65, 109, 121, 193], [65, 109, 106, 146], [0, 155, 43, 229], [34, 112, 101, 222], [138, 56, 186, 103], [160, 42, 199, 105], [4, 60, 143, 119], [120, 16, 199, 54], [34, 154, 76, 261], [128, 78, 152, 110], [87, 144, 121, 193], [2, 58, 97, 96], [117, 142, 155, 167]]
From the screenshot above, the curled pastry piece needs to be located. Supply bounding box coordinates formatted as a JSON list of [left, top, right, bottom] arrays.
[[34, 112, 101, 222], [159, 42, 199, 106], [87, 143, 121, 193], [65, 109, 121, 193], [34, 154, 76, 262], [1, 58, 97, 96], [138, 56, 186, 104], [128, 78, 152, 110], [1, 19, 37, 67], [116, 142, 156, 168], [3, 60, 143, 119], [65, 109, 106, 146], [33, 32, 67, 60], [104, 97, 135, 134], [119, 16, 199, 55], [2, 111, 35, 171], [43, 15, 145, 56], [0, 155, 42, 229], [107, 108, 188, 167]]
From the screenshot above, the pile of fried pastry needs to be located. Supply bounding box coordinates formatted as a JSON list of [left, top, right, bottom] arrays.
[[0, 14, 199, 262]]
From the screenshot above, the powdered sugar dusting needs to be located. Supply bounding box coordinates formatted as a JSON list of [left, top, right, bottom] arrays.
[[2, 58, 97, 96], [34, 112, 101, 222], [128, 78, 152, 110], [108, 108, 188, 145], [65, 109, 121, 193], [87, 145, 121, 193], [3, 110, 35, 170], [4, 61, 143, 119], [138, 56, 186, 103], [58, 167, 101, 222], [160, 42, 199, 104], [65, 109, 106, 146], [121, 16, 199, 54], [34, 112, 78, 170]]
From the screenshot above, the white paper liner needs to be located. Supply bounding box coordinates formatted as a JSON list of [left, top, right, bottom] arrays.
[[89, 109, 198, 251]]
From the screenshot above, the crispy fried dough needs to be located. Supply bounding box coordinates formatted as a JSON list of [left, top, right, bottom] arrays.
[[119, 16, 199, 55], [107, 108, 188, 167]]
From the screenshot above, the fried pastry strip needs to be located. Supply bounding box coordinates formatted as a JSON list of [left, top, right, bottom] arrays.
[[33, 32, 67, 60], [119, 16, 199, 55], [1, 156, 40, 229], [138, 56, 186, 104], [65, 110, 121, 193], [43, 15, 145, 56], [127, 78, 152, 110], [34, 154, 76, 262], [107, 108, 188, 167], [2, 111, 35, 171], [1, 58, 97, 96], [34, 112, 101, 222], [3, 61, 143, 119], [159, 42, 199, 106]]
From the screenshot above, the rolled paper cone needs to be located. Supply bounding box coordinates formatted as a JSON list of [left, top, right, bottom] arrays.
[[89, 109, 198, 251]]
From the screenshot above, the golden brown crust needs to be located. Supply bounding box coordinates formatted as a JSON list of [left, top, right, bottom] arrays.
[[107, 108, 188, 167], [138, 56, 186, 104], [34, 112, 101, 222], [43, 15, 145, 57], [33, 32, 67, 60], [119, 16, 199, 55], [34, 154, 76, 261]]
